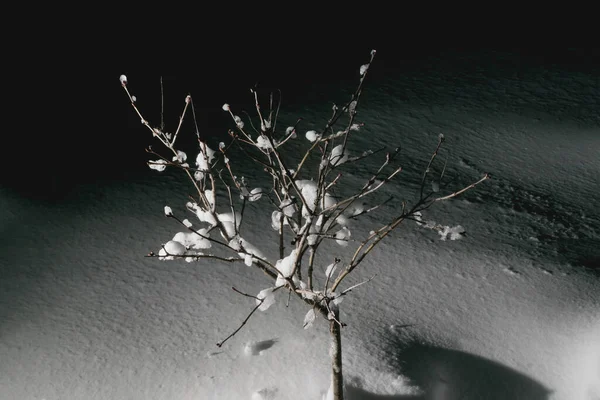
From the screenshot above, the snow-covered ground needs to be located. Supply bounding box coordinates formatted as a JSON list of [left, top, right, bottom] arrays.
[[1, 49, 599, 400]]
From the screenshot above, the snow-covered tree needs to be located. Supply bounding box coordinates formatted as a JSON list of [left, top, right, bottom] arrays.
[[120, 51, 488, 400]]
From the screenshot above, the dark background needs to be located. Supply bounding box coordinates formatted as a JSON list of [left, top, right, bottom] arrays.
[[4, 25, 599, 200]]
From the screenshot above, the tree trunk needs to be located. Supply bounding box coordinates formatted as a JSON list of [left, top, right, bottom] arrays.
[[330, 310, 344, 400]]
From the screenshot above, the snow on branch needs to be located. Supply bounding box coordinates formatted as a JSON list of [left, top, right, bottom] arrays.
[[121, 49, 488, 400]]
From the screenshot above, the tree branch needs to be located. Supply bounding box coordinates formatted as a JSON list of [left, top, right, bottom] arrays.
[[216, 287, 265, 347]]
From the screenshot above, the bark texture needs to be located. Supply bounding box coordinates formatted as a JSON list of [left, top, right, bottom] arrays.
[[330, 310, 344, 400]]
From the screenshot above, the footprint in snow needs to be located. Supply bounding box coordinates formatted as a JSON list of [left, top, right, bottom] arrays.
[[251, 387, 278, 400], [244, 338, 278, 356], [504, 267, 520, 276]]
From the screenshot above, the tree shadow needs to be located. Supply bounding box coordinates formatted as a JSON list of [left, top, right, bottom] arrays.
[[345, 338, 552, 399], [365, 340, 551, 400]]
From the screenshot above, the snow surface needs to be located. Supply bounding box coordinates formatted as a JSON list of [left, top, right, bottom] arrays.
[[1, 50, 599, 400]]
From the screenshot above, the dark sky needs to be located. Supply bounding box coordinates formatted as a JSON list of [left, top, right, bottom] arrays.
[[6, 42, 378, 198], [4, 41, 599, 200]]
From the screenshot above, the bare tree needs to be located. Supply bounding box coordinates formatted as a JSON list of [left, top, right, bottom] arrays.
[[119, 50, 488, 400]]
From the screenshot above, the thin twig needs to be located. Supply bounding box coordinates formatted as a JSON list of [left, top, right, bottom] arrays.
[[419, 135, 444, 201], [324, 258, 341, 296], [217, 287, 264, 347], [160, 76, 165, 131], [170, 94, 191, 148], [339, 274, 376, 296], [434, 173, 489, 201], [348, 197, 393, 220]]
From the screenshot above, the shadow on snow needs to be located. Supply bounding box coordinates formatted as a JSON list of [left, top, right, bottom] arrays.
[[347, 341, 550, 400]]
